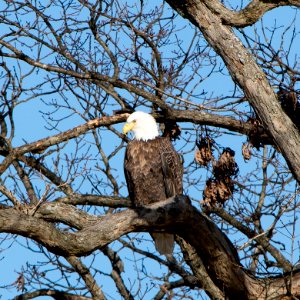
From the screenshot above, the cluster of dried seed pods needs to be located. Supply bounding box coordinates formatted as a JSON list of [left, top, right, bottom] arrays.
[[194, 137, 213, 166], [242, 142, 252, 161], [195, 137, 241, 207], [202, 148, 238, 207]]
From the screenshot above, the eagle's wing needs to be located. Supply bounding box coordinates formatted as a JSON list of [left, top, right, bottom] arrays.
[[124, 146, 135, 203], [124, 137, 183, 255], [160, 138, 183, 198], [153, 138, 179, 254]]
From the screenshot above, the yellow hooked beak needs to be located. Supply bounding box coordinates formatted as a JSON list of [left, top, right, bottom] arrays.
[[122, 121, 136, 135]]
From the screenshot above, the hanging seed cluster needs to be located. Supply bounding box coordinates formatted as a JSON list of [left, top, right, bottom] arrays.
[[246, 116, 264, 149], [163, 120, 181, 141], [194, 137, 213, 166], [202, 148, 238, 207], [277, 87, 300, 130], [242, 142, 252, 161]]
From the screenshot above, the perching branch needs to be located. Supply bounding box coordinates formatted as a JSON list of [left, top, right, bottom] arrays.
[[1, 196, 299, 299]]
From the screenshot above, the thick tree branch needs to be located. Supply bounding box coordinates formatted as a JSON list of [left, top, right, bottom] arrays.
[[202, 0, 300, 28], [163, 109, 270, 141], [57, 195, 131, 208], [166, 0, 300, 183], [34, 202, 100, 229], [0, 197, 248, 298], [1, 196, 299, 299]]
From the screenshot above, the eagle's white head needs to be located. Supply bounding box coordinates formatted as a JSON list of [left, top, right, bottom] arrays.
[[123, 111, 159, 141]]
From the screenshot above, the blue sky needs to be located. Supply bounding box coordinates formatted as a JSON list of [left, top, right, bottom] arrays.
[[0, 1, 299, 299]]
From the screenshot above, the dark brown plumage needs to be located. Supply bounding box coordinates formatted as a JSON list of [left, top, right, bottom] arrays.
[[124, 136, 183, 254]]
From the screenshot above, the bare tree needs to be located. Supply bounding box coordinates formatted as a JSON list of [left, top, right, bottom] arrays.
[[0, 0, 299, 299]]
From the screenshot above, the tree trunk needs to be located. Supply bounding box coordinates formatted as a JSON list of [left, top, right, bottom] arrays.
[[166, 0, 300, 183]]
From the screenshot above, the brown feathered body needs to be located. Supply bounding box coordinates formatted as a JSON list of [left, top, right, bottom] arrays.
[[124, 136, 183, 254]]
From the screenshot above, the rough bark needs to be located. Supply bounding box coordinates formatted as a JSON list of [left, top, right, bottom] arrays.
[[1, 196, 299, 299], [166, 0, 300, 183], [202, 0, 300, 28]]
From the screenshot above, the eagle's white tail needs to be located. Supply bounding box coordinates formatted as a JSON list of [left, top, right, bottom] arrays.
[[151, 233, 174, 255]]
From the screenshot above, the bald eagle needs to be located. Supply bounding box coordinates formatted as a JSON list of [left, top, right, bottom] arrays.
[[123, 111, 183, 255]]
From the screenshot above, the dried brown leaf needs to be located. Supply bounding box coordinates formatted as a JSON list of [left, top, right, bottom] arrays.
[[242, 143, 252, 161], [195, 137, 213, 166], [213, 148, 238, 178]]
